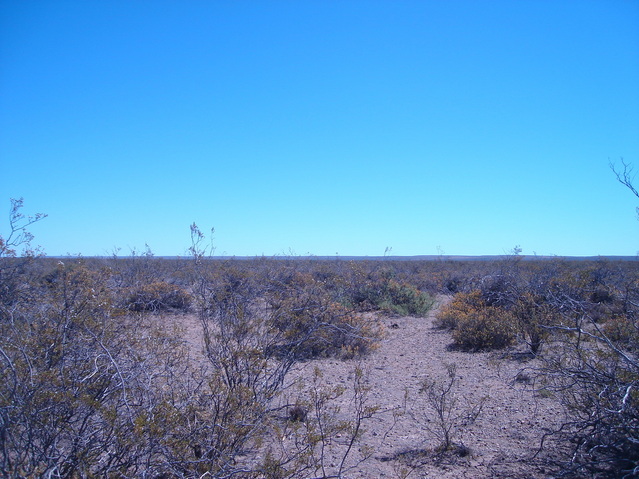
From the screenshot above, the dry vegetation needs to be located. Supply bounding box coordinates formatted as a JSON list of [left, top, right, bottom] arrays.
[[1, 200, 639, 478]]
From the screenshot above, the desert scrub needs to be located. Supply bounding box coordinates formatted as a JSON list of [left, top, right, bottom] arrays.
[[436, 291, 515, 351], [267, 272, 383, 359], [415, 363, 485, 453], [539, 318, 639, 477], [125, 281, 192, 312], [511, 291, 558, 355], [379, 279, 435, 316], [452, 307, 514, 351], [434, 291, 486, 330], [602, 314, 639, 352], [346, 269, 434, 317]]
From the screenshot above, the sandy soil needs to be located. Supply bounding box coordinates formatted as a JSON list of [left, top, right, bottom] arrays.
[[281, 296, 567, 478], [178, 296, 568, 478]]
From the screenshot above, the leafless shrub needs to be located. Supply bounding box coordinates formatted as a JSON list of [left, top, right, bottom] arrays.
[[262, 366, 379, 479], [534, 295, 639, 477], [414, 363, 486, 454]]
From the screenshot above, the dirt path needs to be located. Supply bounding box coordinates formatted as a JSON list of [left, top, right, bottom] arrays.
[[286, 296, 565, 478]]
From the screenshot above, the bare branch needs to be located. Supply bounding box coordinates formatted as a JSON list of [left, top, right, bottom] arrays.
[[0, 197, 47, 258], [610, 160, 639, 199]]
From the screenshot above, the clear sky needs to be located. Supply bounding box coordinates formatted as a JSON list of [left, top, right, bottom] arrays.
[[1, 1, 638, 257]]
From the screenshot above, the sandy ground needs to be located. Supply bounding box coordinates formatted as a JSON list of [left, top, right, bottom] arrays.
[[280, 296, 567, 478], [178, 296, 567, 478]]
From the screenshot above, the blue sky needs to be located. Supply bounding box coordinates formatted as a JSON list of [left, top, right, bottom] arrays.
[[1, 1, 638, 257]]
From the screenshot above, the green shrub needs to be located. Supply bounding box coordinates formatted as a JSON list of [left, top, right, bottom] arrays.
[[381, 280, 435, 316], [346, 269, 434, 317]]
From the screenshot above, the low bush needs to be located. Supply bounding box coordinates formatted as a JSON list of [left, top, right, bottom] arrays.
[[346, 267, 434, 317], [451, 307, 515, 351], [380, 279, 434, 316], [602, 314, 639, 352], [125, 281, 192, 312], [539, 318, 639, 477], [511, 292, 557, 355], [267, 272, 383, 359], [436, 291, 515, 351], [478, 274, 515, 307], [434, 291, 485, 330]]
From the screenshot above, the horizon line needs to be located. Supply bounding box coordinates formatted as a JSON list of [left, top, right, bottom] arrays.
[[37, 254, 639, 262]]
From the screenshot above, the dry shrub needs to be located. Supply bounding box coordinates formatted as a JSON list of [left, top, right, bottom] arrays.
[[602, 314, 639, 352], [125, 281, 192, 312], [511, 291, 557, 355], [436, 291, 515, 351], [452, 307, 515, 351], [0, 261, 192, 477], [415, 363, 486, 453], [434, 291, 485, 330], [268, 272, 383, 359], [539, 325, 639, 477]]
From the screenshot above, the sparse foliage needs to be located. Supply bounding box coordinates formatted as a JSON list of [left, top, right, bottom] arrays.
[[414, 363, 485, 455], [0, 198, 47, 259]]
